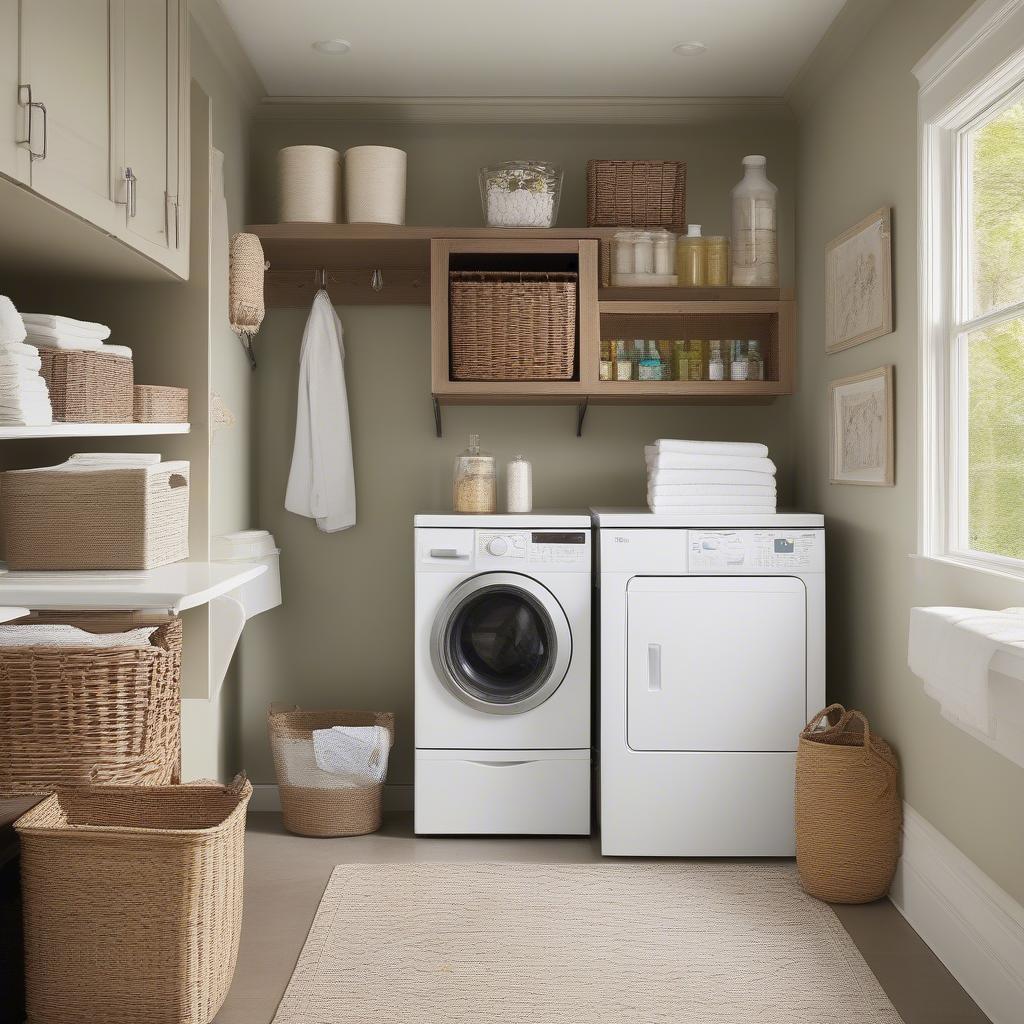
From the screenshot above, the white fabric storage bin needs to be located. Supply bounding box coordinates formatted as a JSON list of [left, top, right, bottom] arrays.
[[343, 146, 406, 224], [278, 146, 341, 223]]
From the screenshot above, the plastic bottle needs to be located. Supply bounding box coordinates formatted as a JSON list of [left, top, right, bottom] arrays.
[[708, 341, 725, 381], [600, 340, 613, 381], [639, 340, 664, 380], [730, 340, 749, 381], [704, 236, 730, 286], [687, 339, 703, 381], [747, 340, 764, 381], [615, 340, 633, 380], [730, 156, 778, 287], [506, 454, 532, 513], [677, 224, 706, 287]]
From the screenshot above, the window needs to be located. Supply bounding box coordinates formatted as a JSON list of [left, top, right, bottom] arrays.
[[917, 1, 1024, 576]]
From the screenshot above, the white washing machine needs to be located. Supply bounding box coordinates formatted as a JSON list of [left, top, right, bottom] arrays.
[[414, 512, 591, 835], [592, 508, 825, 857]]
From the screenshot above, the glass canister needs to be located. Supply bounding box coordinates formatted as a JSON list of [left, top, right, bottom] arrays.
[[731, 155, 778, 286], [506, 454, 533, 514], [479, 161, 563, 227], [453, 434, 496, 513], [704, 236, 730, 286], [677, 224, 706, 286]]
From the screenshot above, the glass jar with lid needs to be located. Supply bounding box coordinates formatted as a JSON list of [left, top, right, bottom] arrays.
[[453, 434, 496, 513]]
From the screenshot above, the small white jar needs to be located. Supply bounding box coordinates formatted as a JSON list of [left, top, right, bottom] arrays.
[[506, 454, 533, 514]]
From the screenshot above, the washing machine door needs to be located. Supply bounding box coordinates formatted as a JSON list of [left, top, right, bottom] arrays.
[[431, 572, 572, 715]]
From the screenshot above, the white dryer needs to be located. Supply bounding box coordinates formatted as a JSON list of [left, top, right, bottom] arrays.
[[592, 508, 825, 856], [414, 513, 591, 835]]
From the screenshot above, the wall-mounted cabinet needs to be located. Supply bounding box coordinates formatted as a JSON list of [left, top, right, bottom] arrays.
[[0, 0, 189, 279]]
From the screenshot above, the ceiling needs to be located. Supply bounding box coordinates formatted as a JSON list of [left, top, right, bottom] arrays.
[[216, 0, 847, 99]]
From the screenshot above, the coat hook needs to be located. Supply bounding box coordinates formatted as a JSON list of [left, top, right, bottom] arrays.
[[318, 267, 327, 290], [371, 268, 384, 292]]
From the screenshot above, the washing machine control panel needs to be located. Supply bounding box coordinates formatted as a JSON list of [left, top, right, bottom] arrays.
[[688, 530, 823, 572], [476, 530, 589, 568]]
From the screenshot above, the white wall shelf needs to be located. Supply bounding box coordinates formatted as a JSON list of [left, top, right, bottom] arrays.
[[0, 422, 190, 440], [0, 561, 266, 614]]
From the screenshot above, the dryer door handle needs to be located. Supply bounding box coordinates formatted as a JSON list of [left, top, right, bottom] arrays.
[[461, 759, 532, 767], [647, 643, 662, 692]]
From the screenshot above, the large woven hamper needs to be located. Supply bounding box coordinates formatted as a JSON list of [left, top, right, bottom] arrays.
[[268, 707, 394, 837], [134, 384, 189, 423], [586, 159, 687, 229], [449, 271, 576, 381], [0, 612, 182, 796], [1, 460, 189, 570], [15, 776, 251, 1024], [39, 348, 133, 423], [795, 704, 902, 903]]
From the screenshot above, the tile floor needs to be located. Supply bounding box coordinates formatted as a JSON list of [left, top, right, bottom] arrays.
[[213, 813, 991, 1024]]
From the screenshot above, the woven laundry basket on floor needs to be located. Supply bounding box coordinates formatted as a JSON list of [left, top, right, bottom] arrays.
[[268, 707, 394, 837], [795, 704, 902, 903], [15, 776, 251, 1024], [0, 611, 182, 796]]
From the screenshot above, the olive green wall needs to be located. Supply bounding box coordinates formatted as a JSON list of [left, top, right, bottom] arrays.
[[239, 116, 799, 788], [792, 0, 1024, 903]]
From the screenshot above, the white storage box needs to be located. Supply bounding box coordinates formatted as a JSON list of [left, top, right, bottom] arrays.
[[343, 146, 406, 224]]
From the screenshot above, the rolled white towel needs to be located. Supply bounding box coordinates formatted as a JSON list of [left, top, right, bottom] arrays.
[[644, 468, 777, 487], [0, 297, 26, 345], [653, 439, 769, 458], [21, 314, 111, 340]]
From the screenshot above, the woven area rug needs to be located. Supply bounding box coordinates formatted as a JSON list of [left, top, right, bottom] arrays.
[[272, 862, 903, 1024]]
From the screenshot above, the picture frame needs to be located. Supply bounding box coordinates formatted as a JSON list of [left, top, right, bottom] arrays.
[[825, 207, 893, 353], [829, 366, 894, 486]]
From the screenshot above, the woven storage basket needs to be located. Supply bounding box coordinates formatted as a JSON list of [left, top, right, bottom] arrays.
[[586, 159, 687, 229], [1, 461, 189, 570], [268, 707, 394, 837], [0, 612, 182, 796], [15, 775, 251, 1024], [449, 271, 576, 381], [39, 348, 133, 423], [795, 704, 902, 904], [134, 384, 189, 423]]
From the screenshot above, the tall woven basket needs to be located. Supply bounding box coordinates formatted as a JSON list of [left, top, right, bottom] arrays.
[[795, 705, 902, 903], [15, 776, 251, 1024], [268, 707, 394, 837], [0, 612, 182, 796]]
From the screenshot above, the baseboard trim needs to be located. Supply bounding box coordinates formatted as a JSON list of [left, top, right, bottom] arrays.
[[250, 783, 413, 814], [890, 803, 1024, 1024]]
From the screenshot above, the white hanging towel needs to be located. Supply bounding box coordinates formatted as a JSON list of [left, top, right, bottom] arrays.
[[312, 725, 390, 786], [285, 289, 356, 532]]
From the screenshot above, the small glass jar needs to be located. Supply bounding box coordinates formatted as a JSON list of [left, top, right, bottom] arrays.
[[704, 236, 730, 286], [599, 340, 614, 381], [747, 339, 764, 381], [730, 340, 749, 381], [651, 230, 676, 276], [613, 231, 637, 275], [479, 160, 562, 227], [615, 340, 633, 380], [506, 454, 533, 514], [708, 341, 725, 381], [633, 231, 655, 275], [453, 434, 496, 513]]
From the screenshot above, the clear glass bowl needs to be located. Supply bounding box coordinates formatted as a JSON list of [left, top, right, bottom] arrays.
[[479, 160, 563, 227]]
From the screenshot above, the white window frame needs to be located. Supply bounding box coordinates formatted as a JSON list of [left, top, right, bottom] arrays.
[[916, 0, 1024, 579]]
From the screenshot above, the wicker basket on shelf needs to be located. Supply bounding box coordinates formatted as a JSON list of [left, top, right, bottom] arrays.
[[15, 775, 251, 1024], [134, 385, 189, 424], [449, 271, 577, 381], [39, 349, 133, 423], [0, 612, 182, 796], [586, 159, 687, 229]]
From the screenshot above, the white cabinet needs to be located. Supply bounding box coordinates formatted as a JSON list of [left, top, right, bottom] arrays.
[[5, 0, 189, 278]]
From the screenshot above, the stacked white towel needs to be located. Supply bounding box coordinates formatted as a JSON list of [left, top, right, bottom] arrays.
[[20, 312, 131, 360], [0, 297, 52, 426], [646, 439, 777, 515]]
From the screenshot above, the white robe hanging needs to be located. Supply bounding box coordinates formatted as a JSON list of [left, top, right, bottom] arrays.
[[285, 290, 356, 532]]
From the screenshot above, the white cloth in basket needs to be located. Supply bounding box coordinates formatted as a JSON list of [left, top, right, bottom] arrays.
[[312, 725, 390, 786], [0, 624, 159, 647]]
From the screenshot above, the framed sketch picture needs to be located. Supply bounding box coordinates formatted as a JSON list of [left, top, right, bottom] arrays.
[[825, 207, 893, 353], [829, 366, 894, 486]]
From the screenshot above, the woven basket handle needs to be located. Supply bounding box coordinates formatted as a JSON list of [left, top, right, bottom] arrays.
[[803, 703, 846, 734], [837, 709, 873, 749]]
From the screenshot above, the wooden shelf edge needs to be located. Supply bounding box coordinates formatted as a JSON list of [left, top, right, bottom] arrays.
[[435, 388, 788, 405], [0, 422, 191, 440]]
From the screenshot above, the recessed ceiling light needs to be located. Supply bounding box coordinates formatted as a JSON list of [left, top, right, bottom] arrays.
[[672, 41, 707, 57], [312, 38, 351, 55]]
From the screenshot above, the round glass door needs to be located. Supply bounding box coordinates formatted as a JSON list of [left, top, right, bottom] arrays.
[[431, 573, 572, 715]]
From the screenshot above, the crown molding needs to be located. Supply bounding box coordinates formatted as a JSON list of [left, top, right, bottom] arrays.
[[188, 0, 266, 108], [254, 95, 794, 125]]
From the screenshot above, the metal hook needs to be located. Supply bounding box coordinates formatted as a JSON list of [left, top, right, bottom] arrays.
[[318, 267, 327, 290], [371, 268, 384, 292]]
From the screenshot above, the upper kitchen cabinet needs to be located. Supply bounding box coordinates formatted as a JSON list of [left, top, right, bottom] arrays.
[[3, 0, 189, 280]]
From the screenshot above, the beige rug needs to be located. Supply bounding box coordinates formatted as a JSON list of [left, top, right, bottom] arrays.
[[272, 862, 903, 1024]]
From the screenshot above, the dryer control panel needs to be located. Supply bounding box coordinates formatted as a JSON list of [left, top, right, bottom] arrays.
[[689, 530, 823, 572]]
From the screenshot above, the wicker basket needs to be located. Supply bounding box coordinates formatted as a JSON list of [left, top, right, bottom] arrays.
[[586, 159, 687, 230], [795, 705, 902, 904], [449, 271, 576, 381], [15, 775, 251, 1024], [1, 461, 189, 570], [268, 707, 394, 837], [134, 385, 189, 424], [0, 612, 182, 797], [39, 349, 133, 423]]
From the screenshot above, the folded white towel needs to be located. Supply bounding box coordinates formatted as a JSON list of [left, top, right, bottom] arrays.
[[21, 314, 111, 340], [648, 483, 777, 497], [311, 725, 390, 786], [644, 468, 777, 487], [0, 375, 46, 391], [24, 332, 105, 352], [0, 341, 41, 359], [646, 448, 777, 475], [0, 407, 52, 426], [908, 606, 1024, 735], [649, 504, 777, 515], [68, 452, 162, 467], [0, 358, 43, 376], [647, 493, 778, 506], [0, 624, 158, 648], [0, 297, 26, 345], [654, 439, 770, 458], [99, 344, 133, 360]]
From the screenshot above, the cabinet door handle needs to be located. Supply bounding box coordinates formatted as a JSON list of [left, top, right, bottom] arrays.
[[647, 643, 662, 692], [127, 168, 137, 218], [17, 84, 46, 160]]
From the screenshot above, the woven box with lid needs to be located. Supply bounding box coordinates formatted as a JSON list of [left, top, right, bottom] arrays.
[[40, 349, 134, 423], [1, 460, 190, 570]]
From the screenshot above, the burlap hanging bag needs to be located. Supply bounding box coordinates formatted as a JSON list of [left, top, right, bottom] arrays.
[[795, 704, 902, 903]]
